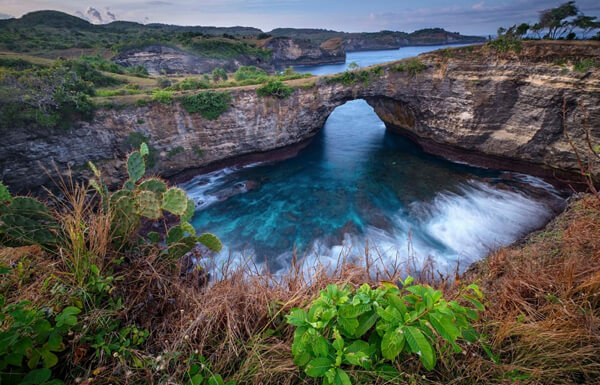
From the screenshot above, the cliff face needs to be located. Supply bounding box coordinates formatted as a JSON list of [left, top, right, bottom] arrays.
[[263, 37, 345, 66], [112, 45, 271, 75], [2, 42, 599, 194]]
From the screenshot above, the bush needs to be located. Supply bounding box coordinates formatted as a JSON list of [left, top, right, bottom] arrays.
[[180, 91, 231, 119], [256, 79, 293, 99], [151, 89, 173, 104], [212, 68, 228, 82], [574, 59, 600, 73], [0, 62, 96, 128], [487, 34, 522, 53], [157, 77, 172, 89], [390, 59, 427, 75], [326, 67, 383, 86], [287, 278, 485, 384], [234, 65, 267, 81], [168, 78, 210, 91]]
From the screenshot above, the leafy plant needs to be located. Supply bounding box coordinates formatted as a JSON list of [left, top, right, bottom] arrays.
[[212, 68, 228, 82], [286, 278, 485, 384], [256, 79, 293, 99], [151, 89, 174, 105], [390, 59, 427, 75], [233, 66, 267, 82], [0, 297, 80, 385], [180, 91, 231, 119], [185, 354, 236, 385], [88, 143, 222, 258]]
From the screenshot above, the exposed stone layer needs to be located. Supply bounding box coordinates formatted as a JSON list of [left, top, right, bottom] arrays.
[[1, 42, 599, 194]]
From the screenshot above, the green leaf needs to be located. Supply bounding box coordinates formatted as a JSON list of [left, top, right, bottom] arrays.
[[305, 357, 334, 377], [147, 232, 160, 243], [55, 306, 80, 327], [335, 368, 351, 385], [462, 294, 485, 311], [381, 329, 405, 360], [337, 317, 358, 336], [197, 233, 222, 252], [354, 310, 378, 338], [21, 368, 51, 385], [190, 373, 203, 385], [46, 332, 63, 351], [166, 225, 184, 245], [0, 181, 12, 203], [127, 151, 145, 183], [207, 374, 225, 385], [428, 312, 460, 343], [404, 326, 435, 370], [41, 350, 58, 368], [312, 335, 329, 357], [286, 308, 307, 326]]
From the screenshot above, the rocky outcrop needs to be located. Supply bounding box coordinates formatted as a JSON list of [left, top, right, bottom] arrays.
[[112, 45, 271, 75], [1, 41, 599, 194], [263, 37, 345, 66]]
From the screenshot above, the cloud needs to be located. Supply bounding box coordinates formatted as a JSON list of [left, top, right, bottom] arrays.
[[74, 6, 119, 24], [145, 1, 174, 5], [0, 13, 13, 19], [472, 2, 484, 10]]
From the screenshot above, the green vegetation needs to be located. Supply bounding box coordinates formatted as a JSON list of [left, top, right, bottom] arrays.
[[212, 68, 228, 82], [151, 89, 173, 104], [574, 58, 600, 72], [180, 91, 231, 119], [233, 65, 267, 81], [390, 59, 427, 75], [167, 146, 185, 159], [326, 67, 384, 86], [287, 279, 485, 384], [256, 79, 293, 99], [167, 77, 210, 91], [0, 61, 95, 128], [487, 32, 523, 53], [126, 132, 158, 168]]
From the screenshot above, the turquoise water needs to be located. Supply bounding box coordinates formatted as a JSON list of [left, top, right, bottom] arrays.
[[293, 44, 476, 75], [184, 100, 563, 273]]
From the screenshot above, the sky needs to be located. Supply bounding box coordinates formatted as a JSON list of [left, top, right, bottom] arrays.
[[0, 0, 599, 35]]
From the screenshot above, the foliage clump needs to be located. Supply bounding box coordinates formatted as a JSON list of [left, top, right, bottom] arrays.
[[287, 278, 485, 384], [151, 89, 173, 104], [233, 65, 267, 82], [326, 67, 384, 86], [180, 91, 231, 119], [390, 59, 427, 75], [256, 79, 293, 99]]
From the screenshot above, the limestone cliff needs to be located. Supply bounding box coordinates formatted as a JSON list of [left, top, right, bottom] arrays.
[[263, 37, 345, 67], [1, 41, 599, 194]]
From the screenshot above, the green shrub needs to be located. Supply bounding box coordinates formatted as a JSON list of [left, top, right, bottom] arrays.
[[391, 59, 427, 75], [256, 79, 293, 99], [0, 298, 81, 385], [487, 35, 522, 53], [135, 98, 149, 107], [167, 146, 184, 158], [234, 66, 267, 81], [168, 78, 210, 91], [180, 91, 231, 119], [574, 59, 600, 73], [151, 89, 173, 105], [212, 68, 228, 82], [286, 278, 485, 384], [157, 78, 172, 89]]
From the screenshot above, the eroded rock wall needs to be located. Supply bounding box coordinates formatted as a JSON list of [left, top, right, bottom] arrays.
[[1, 42, 599, 194]]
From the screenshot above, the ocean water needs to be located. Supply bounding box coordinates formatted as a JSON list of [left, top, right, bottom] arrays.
[[183, 100, 564, 274], [293, 44, 476, 75]]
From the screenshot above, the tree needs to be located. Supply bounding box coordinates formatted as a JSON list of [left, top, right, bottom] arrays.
[[539, 1, 579, 39], [531, 23, 542, 39], [574, 14, 600, 39], [347, 61, 359, 70], [516, 23, 530, 38]]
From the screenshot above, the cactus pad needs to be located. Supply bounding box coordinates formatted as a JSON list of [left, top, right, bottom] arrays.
[[126, 151, 145, 183], [139, 178, 167, 194], [161, 188, 188, 216], [140, 142, 149, 157], [181, 199, 196, 222], [197, 233, 222, 252], [0, 181, 12, 203], [137, 190, 162, 220]]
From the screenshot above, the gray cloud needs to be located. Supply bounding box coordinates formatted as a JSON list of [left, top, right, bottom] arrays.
[[0, 13, 14, 19], [145, 1, 174, 5], [86, 6, 103, 23]]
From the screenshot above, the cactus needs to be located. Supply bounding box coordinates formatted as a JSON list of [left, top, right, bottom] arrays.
[[126, 151, 145, 183], [0, 181, 12, 203], [0, 213, 56, 245], [181, 199, 196, 222], [140, 142, 149, 157], [139, 178, 167, 194], [161, 188, 188, 216], [197, 233, 222, 252], [136, 190, 161, 220]]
